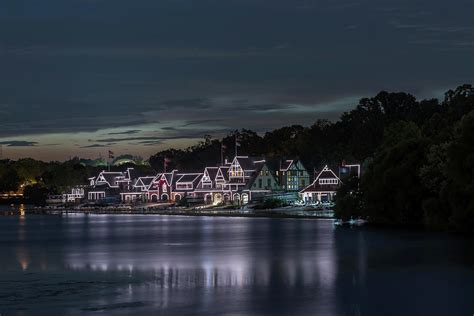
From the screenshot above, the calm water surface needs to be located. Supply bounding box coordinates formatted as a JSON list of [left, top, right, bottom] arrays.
[[0, 214, 473, 315]]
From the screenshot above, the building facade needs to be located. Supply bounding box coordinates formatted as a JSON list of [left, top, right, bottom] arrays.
[[299, 165, 341, 202], [277, 160, 311, 191]]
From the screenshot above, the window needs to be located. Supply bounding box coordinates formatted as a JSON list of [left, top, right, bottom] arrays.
[[230, 165, 243, 177], [319, 179, 338, 185], [258, 179, 262, 188], [302, 179, 305, 187], [267, 179, 271, 188]]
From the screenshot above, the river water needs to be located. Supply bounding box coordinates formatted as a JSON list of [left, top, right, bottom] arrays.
[[0, 214, 472, 315]]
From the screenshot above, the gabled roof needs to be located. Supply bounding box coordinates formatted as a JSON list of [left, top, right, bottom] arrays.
[[315, 165, 340, 180], [234, 156, 257, 171], [205, 167, 219, 181], [149, 173, 163, 189], [97, 171, 124, 187], [218, 166, 230, 181], [135, 176, 155, 188], [245, 162, 265, 189], [163, 170, 177, 186], [300, 165, 341, 193]]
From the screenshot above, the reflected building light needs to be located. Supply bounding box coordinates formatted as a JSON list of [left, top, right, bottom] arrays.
[[40, 254, 48, 271], [316, 255, 337, 290], [17, 247, 30, 271]]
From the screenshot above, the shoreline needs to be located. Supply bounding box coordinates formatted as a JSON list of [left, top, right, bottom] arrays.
[[2, 206, 335, 220]]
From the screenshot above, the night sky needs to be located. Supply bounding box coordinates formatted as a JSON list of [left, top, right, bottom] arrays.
[[1, 0, 473, 161]]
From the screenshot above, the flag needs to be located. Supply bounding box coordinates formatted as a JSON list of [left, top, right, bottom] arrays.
[[164, 157, 172, 166], [221, 144, 227, 150], [108, 150, 114, 159]]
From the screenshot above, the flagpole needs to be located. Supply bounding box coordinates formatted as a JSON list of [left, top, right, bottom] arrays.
[[221, 142, 224, 166], [235, 135, 237, 157]]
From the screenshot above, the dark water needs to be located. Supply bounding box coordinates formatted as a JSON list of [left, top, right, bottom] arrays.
[[0, 214, 473, 315]]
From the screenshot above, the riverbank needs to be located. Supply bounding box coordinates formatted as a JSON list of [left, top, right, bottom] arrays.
[[46, 207, 334, 219], [1, 205, 335, 219]]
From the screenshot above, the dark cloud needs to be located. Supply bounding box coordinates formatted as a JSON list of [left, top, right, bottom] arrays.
[[0, 141, 38, 147], [246, 104, 293, 112], [80, 144, 110, 148], [137, 140, 164, 146], [93, 137, 164, 143], [0, 0, 472, 160], [107, 130, 142, 135], [182, 119, 223, 127]]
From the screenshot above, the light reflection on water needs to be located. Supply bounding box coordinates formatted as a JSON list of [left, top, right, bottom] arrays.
[[0, 214, 473, 315]]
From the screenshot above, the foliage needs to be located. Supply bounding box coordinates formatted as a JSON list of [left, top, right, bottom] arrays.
[[444, 111, 474, 232], [254, 198, 289, 209], [334, 176, 362, 221], [0, 167, 21, 192], [361, 123, 429, 226], [353, 85, 474, 232], [23, 184, 49, 206]]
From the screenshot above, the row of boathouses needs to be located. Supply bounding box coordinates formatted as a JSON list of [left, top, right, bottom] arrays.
[[63, 156, 360, 206]]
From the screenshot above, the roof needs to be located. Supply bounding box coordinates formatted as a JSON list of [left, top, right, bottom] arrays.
[[300, 182, 340, 193], [235, 156, 257, 171], [280, 160, 293, 171], [126, 168, 140, 180], [205, 167, 219, 181], [218, 166, 230, 181], [177, 173, 203, 183], [300, 165, 341, 193], [163, 171, 176, 185], [244, 162, 265, 189], [315, 166, 340, 180], [136, 176, 155, 187], [99, 171, 124, 187]]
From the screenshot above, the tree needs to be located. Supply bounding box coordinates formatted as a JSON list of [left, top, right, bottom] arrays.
[[444, 111, 474, 232], [361, 122, 429, 226], [0, 168, 21, 192], [334, 176, 362, 221], [23, 184, 49, 206]]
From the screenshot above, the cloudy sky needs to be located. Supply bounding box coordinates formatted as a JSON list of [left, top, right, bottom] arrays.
[[0, 0, 473, 161]]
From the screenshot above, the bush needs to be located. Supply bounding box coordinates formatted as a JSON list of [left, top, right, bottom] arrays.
[[253, 198, 289, 209]]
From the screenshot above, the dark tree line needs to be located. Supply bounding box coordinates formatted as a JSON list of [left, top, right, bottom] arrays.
[[0, 157, 154, 205], [334, 84, 474, 233]]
